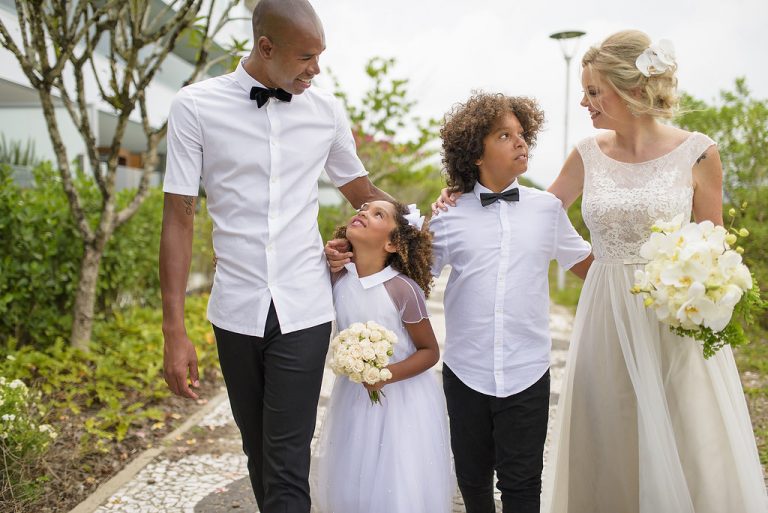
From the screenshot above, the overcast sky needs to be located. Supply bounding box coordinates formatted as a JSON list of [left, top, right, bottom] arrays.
[[299, 0, 768, 188]]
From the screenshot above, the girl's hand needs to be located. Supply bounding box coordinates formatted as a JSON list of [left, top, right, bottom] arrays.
[[325, 238, 352, 273], [364, 381, 385, 393], [431, 188, 461, 215]]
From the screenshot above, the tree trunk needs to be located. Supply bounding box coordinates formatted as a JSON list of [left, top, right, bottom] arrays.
[[70, 244, 104, 351]]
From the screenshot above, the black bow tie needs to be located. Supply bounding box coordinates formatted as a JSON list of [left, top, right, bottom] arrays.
[[250, 86, 292, 108], [479, 188, 520, 207]]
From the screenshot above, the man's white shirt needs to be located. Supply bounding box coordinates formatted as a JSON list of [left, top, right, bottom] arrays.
[[430, 180, 591, 397], [163, 61, 367, 336]]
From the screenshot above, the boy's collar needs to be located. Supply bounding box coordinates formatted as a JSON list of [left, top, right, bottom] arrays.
[[473, 179, 520, 201]]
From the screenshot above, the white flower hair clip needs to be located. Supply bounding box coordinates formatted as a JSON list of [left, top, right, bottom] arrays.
[[403, 204, 425, 230], [635, 39, 676, 77]]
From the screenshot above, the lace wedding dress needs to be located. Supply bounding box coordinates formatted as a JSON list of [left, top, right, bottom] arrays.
[[541, 133, 768, 513]]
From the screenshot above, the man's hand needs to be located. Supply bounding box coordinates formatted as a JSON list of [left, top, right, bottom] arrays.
[[163, 334, 200, 400], [325, 238, 352, 273], [431, 187, 461, 215]]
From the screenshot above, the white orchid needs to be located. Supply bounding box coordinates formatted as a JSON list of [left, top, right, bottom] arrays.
[[636, 39, 676, 77], [632, 216, 762, 357]]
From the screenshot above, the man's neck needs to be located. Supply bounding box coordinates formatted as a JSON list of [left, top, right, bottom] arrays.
[[242, 54, 277, 89]]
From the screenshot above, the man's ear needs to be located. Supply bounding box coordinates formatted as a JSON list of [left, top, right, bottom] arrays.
[[257, 36, 274, 59], [384, 240, 398, 254]]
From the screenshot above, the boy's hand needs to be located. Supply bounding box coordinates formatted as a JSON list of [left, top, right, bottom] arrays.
[[325, 238, 352, 273], [431, 188, 461, 215]]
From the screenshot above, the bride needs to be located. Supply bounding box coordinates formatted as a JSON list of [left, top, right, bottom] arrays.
[[540, 30, 768, 513]]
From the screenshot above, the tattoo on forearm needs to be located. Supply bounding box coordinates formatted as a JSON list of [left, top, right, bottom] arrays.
[[183, 196, 194, 216], [695, 152, 707, 165]]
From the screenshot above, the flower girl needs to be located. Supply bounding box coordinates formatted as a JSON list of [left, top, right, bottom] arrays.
[[310, 200, 455, 513]]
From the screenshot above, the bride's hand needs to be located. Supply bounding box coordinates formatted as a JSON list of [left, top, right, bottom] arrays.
[[431, 188, 461, 215], [325, 238, 352, 273]]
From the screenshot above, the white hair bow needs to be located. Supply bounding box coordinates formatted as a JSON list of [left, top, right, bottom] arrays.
[[403, 204, 425, 230], [635, 39, 676, 77]]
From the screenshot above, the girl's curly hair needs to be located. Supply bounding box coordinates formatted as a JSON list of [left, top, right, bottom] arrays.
[[334, 201, 434, 297], [441, 93, 545, 193]]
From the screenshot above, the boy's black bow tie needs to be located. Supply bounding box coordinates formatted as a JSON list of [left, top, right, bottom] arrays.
[[250, 86, 292, 108], [479, 188, 520, 207]]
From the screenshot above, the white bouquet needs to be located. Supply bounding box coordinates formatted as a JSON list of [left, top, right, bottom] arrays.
[[631, 211, 764, 358], [329, 321, 397, 404]]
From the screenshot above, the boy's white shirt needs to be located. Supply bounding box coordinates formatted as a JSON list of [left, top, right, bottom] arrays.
[[430, 179, 591, 397]]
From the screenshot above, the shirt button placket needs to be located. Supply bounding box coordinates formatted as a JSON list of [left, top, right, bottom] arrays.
[[494, 201, 510, 396], [266, 105, 281, 289]]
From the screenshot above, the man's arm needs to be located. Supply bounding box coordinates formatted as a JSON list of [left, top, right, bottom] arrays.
[[160, 193, 200, 400], [337, 176, 393, 209]]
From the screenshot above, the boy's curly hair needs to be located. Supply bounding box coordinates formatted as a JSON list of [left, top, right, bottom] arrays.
[[334, 201, 434, 297], [441, 93, 545, 193]]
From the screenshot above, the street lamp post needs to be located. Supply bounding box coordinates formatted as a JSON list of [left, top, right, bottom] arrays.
[[549, 30, 586, 291]]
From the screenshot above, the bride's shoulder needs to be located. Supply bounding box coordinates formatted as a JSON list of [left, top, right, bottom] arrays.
[[663, 126, 698, 143]]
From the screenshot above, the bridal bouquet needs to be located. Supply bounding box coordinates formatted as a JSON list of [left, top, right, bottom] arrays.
[[329, 321, 397, 404], [631, 209, 765, 358]]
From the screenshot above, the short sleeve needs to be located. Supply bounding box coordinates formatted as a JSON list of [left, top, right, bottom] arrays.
[[324, 96, 368, 187], [429, 213, 449, 277], [383, 275, 429, 324], [553, 202, 591, 269], [163, 88, 203, 196], [687, 132, 717, 168]]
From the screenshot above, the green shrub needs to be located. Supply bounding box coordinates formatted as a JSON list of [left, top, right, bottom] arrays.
[[0, 164, 214, 348], [0, 294, 217, 449], [0, 377, 56, 506]]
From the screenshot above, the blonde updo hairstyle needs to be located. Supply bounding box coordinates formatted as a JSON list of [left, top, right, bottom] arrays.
[[582, 30, 678, 119]]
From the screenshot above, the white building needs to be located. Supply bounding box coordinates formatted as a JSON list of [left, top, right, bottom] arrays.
[[0, 0, 343, 204]]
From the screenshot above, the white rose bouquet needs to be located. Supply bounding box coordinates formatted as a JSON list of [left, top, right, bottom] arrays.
[[631, 208, 766, 358], [329, 321, 397, 404]]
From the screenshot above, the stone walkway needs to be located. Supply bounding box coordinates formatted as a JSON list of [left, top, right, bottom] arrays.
[[73, 270, 575, 513]]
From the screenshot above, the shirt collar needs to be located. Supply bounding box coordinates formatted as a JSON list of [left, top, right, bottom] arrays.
[[472, 179, 520, 202], [344, 263, 400, 289], [233, 58, 268, 95]]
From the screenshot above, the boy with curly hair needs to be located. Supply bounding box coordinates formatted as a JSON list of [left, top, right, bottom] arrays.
[[430, 93, 592, 513]]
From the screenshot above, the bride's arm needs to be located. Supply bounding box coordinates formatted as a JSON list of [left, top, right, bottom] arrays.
[[547, 149, 585, 209], [692, 145, 724, 226]]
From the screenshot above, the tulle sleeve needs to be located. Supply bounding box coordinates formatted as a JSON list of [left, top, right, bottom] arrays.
[[331, 267, 348, 287], [383, 274, 429, 324]]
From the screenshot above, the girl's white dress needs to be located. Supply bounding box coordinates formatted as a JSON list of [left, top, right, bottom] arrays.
[[310, 264, 455, 513], [542, 133, 768, 513]]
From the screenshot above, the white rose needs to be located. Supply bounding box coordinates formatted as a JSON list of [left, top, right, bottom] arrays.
[[352, 359, 365, 373], [363, 366, 381, 385], [349, 372, 363, 383], [376, 354, 389, 366], [348, 323, 365, 335], [361, 346, 376, 361], [348, 345, 362, 359], [379, 368, 393, 381], [369, 330, 383, 342]]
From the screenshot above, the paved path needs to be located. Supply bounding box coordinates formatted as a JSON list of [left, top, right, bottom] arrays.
[[73, 270, 575, 513]]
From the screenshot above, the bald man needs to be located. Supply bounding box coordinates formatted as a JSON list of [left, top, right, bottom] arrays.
[[159, 1, 389, 510]]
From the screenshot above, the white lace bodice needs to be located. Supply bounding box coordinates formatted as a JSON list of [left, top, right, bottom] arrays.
[[578, 132, 716, 261]]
